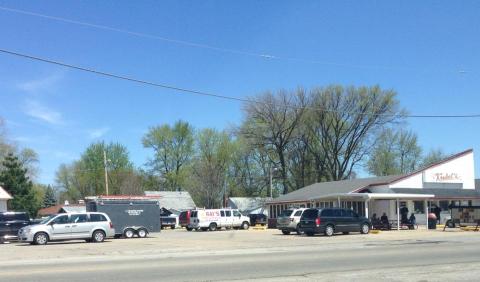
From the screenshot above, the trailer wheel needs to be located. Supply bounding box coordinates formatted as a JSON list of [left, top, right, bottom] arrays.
[[186, 227, 193, 231], [124, 229, 135, 238], [170, 225, 175, 230], [137, 228, 148, 238]]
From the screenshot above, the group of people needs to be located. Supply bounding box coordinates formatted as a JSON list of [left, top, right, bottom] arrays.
[[371, 204, 443, 230], [371, 205, 417, 230]]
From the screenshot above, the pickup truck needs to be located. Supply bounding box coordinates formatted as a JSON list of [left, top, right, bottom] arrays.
[[0, 212, 33, 242], [160, 208, 177, 229]]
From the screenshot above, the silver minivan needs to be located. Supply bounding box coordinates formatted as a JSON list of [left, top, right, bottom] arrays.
[[277, 208, 306, 235], [18, 212, 115, 245]]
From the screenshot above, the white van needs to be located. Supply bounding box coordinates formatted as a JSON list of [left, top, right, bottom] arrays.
[[190, 209, 251, 231]]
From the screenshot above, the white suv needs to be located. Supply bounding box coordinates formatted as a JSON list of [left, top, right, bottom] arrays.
[[18, 212, 115, 245], [277, 208, 306, 235]]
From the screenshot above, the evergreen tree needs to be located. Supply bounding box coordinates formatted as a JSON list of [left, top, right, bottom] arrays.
[[0, 153, 38, 216], [42, 185, 57, 208]]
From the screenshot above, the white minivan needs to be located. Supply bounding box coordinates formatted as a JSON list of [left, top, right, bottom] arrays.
[[190, 209, 251, 231], [18, 212, 115, 245]]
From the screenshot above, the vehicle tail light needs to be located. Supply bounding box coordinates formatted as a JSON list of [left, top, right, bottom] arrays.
[[315, 218, 321, 227], [109, 222, 114, 229]]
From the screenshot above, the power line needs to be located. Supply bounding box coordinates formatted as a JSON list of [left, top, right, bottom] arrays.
[[0, 5, 470, 74], [1, 48, 479, 119]]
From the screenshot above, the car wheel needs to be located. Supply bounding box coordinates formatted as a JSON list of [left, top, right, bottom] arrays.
[[241, 222, 250, 230], [186, 227, 193, 231], [170, 225, 175, 230], [282, 230, 291, 235], [296, 224, 304, 235], [92, 230, 106, 243], [209, 223, 217, 231], [137, 228, 148, 238], [325, 225, 334, 237], [124, 229, 135, 239], [34, 232, 49, 245], [361, 223, 370, 234], [306, 232, 314, 236]]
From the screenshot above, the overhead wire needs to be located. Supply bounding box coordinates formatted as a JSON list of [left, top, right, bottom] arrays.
[[1, 48, 479, 119], [0, 5, 470, 73]]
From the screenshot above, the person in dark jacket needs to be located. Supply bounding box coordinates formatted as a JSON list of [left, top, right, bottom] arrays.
[[380, 212, 390, 230], [433, 205, 441, 224]]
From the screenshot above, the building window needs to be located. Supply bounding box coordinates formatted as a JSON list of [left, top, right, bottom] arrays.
[[439, 201, 449, 211], [414, 201, 425, 214]]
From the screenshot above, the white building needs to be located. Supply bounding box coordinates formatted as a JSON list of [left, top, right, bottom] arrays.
[[0, 186, 13, 212], [267, 149, 480, 228]]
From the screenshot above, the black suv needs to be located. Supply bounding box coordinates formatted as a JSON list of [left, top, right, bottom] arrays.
[[299, 208, 370, 236], [0, 212, 32, 242]]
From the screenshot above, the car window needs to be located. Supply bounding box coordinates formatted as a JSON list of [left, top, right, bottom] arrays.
[[294, 210, 302, 217], [344, 210, 356, 218], [71, 214, 88, 223], [191, 211, 197, 217], [321, 209, 333, 217], [52, 215, 69, 224], [225, 210, 231, 217], [279, 210, 293, 217], [220, 210, 225, 217], [333, 209, 342, 217], [301, 209, 318, 219], [89, 214, 107, 222], [233, 210, 241, 217]]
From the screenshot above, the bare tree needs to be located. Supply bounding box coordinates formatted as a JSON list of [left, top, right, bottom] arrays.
[[307, 85, 403, 180], [241, 89, 307, 194]]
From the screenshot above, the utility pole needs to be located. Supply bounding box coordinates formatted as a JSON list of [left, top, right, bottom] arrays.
[[103, 150, 109, 196]]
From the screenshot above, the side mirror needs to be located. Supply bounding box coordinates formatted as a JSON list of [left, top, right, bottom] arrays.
[[48, 221, 55, 226]]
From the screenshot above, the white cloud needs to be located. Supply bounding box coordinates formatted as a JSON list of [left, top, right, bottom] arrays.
[[17, 73, 64, 94], [24, 100, 64, 125], [88, 127, 110, 139]]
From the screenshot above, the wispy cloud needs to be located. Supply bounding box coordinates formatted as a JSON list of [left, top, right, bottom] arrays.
[[17, 73, 64, 94], [24, 100, 64, 125], [88, 127, 110, 139]]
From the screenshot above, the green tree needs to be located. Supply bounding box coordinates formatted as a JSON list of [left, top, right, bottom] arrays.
[[188, 129, 235, 208], [367, 129, 422, 176], [143, 120, 194, 191], [55, 142, 135, 199], [0, 153, 38, 216], [42, 185, 57, 208], [422, 148, 447, 167]]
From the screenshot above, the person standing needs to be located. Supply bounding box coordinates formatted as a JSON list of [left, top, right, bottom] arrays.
[[434, 205, 441, 224]]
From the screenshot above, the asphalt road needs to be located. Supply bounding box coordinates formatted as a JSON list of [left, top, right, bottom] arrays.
[[1, 230, 480, 281]]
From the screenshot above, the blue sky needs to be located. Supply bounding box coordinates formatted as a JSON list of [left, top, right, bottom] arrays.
[[0, 1, 479, 184]]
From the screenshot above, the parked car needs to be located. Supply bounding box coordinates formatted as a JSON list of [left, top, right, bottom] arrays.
[[160, 208, 177, 229], [299, 208, 370, 236], [190, 209, 250, 231], [18, 212, 115, 245], [277, 208, 306, 235], [86, 197, 161, 238], [0, 212, 33, 242], [249, 213, 267, 226], [179, 210, 193, 231]]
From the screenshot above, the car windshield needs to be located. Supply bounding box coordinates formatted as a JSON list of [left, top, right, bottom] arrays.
[[279, 210, 293, 217], [39, 215, 56, 225]]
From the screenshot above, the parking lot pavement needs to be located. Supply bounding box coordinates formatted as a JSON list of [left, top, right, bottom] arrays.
[[0, 227, 478, 263], [1, 228, 480, 281]]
